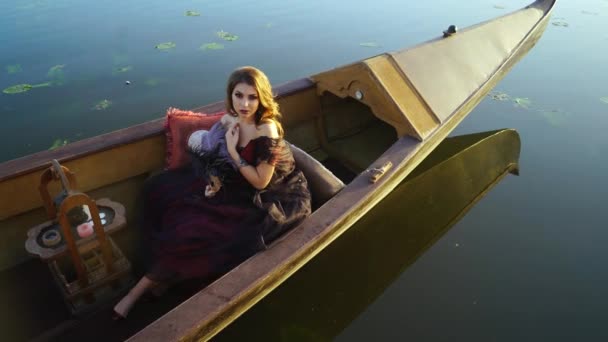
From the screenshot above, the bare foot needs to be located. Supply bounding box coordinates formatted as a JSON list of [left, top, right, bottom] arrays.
[[113, 294, 135, 319], [112, 275, 158, 319]]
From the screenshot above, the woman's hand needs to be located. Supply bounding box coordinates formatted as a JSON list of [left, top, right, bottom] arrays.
[[225, 123, 240, 160]]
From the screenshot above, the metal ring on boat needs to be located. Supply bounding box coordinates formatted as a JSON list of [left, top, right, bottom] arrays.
[[42, 229, 62, 247]]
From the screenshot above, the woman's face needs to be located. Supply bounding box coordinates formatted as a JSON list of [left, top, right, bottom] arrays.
[[232, 82, 259, 120]]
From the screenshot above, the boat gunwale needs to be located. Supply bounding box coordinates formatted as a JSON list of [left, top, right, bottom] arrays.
[[0, 78, 315, 182]]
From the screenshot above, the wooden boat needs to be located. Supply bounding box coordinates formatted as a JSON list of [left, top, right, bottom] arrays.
[[0, 0, 553, 340]]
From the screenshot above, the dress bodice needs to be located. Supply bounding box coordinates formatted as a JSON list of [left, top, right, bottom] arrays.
[[237, 136, 296, 185]]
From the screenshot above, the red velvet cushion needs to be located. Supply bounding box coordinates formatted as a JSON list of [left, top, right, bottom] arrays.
[[164, 107, 224, 170]]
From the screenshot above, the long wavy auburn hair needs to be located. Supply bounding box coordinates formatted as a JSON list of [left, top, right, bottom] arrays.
[[225, 66, 284, 137]]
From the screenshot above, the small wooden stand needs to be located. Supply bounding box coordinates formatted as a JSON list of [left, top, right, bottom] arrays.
[[25, 160, 132, 315]]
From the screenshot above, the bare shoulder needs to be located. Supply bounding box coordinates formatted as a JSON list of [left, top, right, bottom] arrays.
[[258, 121, 279, 139]]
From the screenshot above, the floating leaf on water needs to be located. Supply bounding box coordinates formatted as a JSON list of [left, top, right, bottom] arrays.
[[6, 64, 22, 74], [112, 65, 132, 74], [185, 10, 200, 16], [538, 109, 569, 127], [47, 64, 64, 73], [359, 42, 380, 48], [93, 99, 112, 110], [551, 20, 569, 27], [488, 91, 510, 101], [47, 64, 65, 76], [199, 42, 224, 50], [217, 30, 239, 41], [155, 42, 176, 50], [493, 5, 505, 9], [513, 97, 532, 109], [600, 97, 608, 104], [48, 138, 68, 150], [3, 82, 50, 94], [47, 64, 66, 85], [3, 84, 32, 94]]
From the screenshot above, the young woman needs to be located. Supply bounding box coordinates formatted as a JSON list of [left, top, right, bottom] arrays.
[[113, 66, 312, 319]]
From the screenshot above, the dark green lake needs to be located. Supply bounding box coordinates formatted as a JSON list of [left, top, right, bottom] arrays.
[[1, 0, 607, 340]]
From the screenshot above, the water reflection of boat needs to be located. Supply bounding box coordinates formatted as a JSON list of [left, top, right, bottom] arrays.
[[213, 128, 521, 341], [0, 0, 552, 340]]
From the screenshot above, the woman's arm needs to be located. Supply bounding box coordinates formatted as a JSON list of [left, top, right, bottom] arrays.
[[237, 160, 275, 190], [225, 122, 278, 190]]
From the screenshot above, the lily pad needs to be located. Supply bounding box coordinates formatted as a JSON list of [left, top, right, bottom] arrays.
[[6, 64, 22, 74], [3, 82, 51, 94], [488, 91, 510, 101], [600, 97, 608, 104], [217, 30, 239, 41], [48, 138, 68, 150], [92, 99, 112, 110], [185, 10, 200, 16], [551, 20, 569, 27], [47, 64, 66, 85], [155, 42, 176, 51], [513, 97, 532, 109], [112, 66, 132, 74], [359, 42, 380, 48], [3, 84, 32, 94], [199, 42, 224, 50], [47, 64, 65, 75]]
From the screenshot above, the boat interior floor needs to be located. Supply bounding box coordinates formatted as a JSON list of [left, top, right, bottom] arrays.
[[316, 94, 399, 175], [323, 118, 397, 175], [0, 256, 211, 341]]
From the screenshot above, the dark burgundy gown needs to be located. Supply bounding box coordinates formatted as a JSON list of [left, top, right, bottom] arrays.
[[141, 136, 311, 283]]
